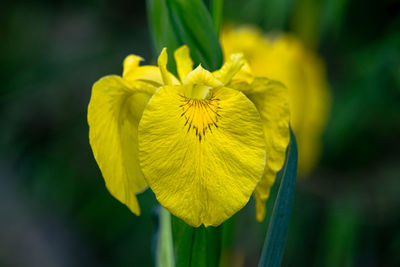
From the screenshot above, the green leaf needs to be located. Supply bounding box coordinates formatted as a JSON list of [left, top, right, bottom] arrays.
[[147, 0, 223, 72], [166, 0, 223, 71], [146, 0, 179, 73], [172, 215, 222, 267], [210, 0, 224, 36], [258, 129, 298, 267]]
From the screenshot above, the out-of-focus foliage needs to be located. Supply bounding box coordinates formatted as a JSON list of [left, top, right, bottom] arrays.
[[1, 0, 399, 266], [1, 1, 157, 266]]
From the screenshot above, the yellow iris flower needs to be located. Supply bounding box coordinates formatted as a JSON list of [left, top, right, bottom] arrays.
[[221, 26, 331, 175], [88, 45, 290, 227]]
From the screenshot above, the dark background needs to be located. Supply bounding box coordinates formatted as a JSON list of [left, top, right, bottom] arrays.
[[1, 0, 399, 266]]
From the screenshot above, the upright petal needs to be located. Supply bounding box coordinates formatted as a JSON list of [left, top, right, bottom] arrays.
[[174, 45, 193, 82], [212, 53, 245, 85], [123, 54, 144, 77], [242, 78, 290, 221], [138, 85, 266, 227], [158, 48, 173, 85], [183, 65, 223, 87], [88, 75, 154, 215], [123, 54, 179, 86]]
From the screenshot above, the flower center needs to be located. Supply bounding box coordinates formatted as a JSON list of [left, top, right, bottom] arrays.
[[179, 93, 220, 142]]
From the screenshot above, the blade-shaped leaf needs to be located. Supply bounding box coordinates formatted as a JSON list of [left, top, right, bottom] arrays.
[[147, 0, 179, 72], [258, 129, 298, 267], [147, 0, 223, 72], [166, 0, 223, 71], [209, 0, 224, 36]]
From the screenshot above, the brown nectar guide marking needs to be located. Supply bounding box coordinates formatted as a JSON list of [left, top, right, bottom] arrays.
[[179, 94, 221, 142]]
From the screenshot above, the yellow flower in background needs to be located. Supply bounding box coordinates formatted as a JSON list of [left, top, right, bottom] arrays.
[[221, 26, 331, 176], [88, 46, 290, 227]]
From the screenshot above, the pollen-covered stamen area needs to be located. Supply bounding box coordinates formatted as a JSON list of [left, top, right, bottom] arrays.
[[179, 94, 220, 142]]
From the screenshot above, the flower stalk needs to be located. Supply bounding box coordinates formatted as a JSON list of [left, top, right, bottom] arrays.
[[156, 207, 175, 267]]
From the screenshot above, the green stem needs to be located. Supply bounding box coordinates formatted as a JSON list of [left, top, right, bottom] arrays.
[[157, 207, 175, 267], [210, 0, 224, 35]]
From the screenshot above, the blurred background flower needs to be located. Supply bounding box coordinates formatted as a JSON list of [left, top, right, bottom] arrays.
[[221, 26, 330, 175], [1, 0, 399, 266]]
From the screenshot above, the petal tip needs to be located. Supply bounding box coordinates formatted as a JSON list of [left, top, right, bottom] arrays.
[[157, 48, 168, 67]]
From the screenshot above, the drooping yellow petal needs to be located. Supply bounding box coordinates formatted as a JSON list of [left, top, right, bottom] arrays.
[[174, 45, 193, 82], [253, 168, 276, 221], [88, 75, 154, 215], [238, 77, 290, 222], [138, 85, 266, 227], [212, 53, 245, 85]]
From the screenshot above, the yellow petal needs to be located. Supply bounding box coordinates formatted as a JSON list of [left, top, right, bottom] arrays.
[[123, 54, 144, 77], [88, 75, 154, 215], [242, 78, 290, 222], [184, 65, 223, 87], [254, 168, 276, 221], [138, 85, 266, 227], [230, 62, 255, 85], [296, 54, 330, 174], [174, 45, 193, 82], [181, 65, 224, 99], [122, 54, 161, 84], [158, 48, 173, 85], [124, 65, 163, 85], [123, 54, 179, 86], [212, 53, 245, 84], [220, 26, 269, 75]]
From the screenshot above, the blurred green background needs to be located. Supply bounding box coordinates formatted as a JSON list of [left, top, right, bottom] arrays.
[[1, 0, 399, 266]]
